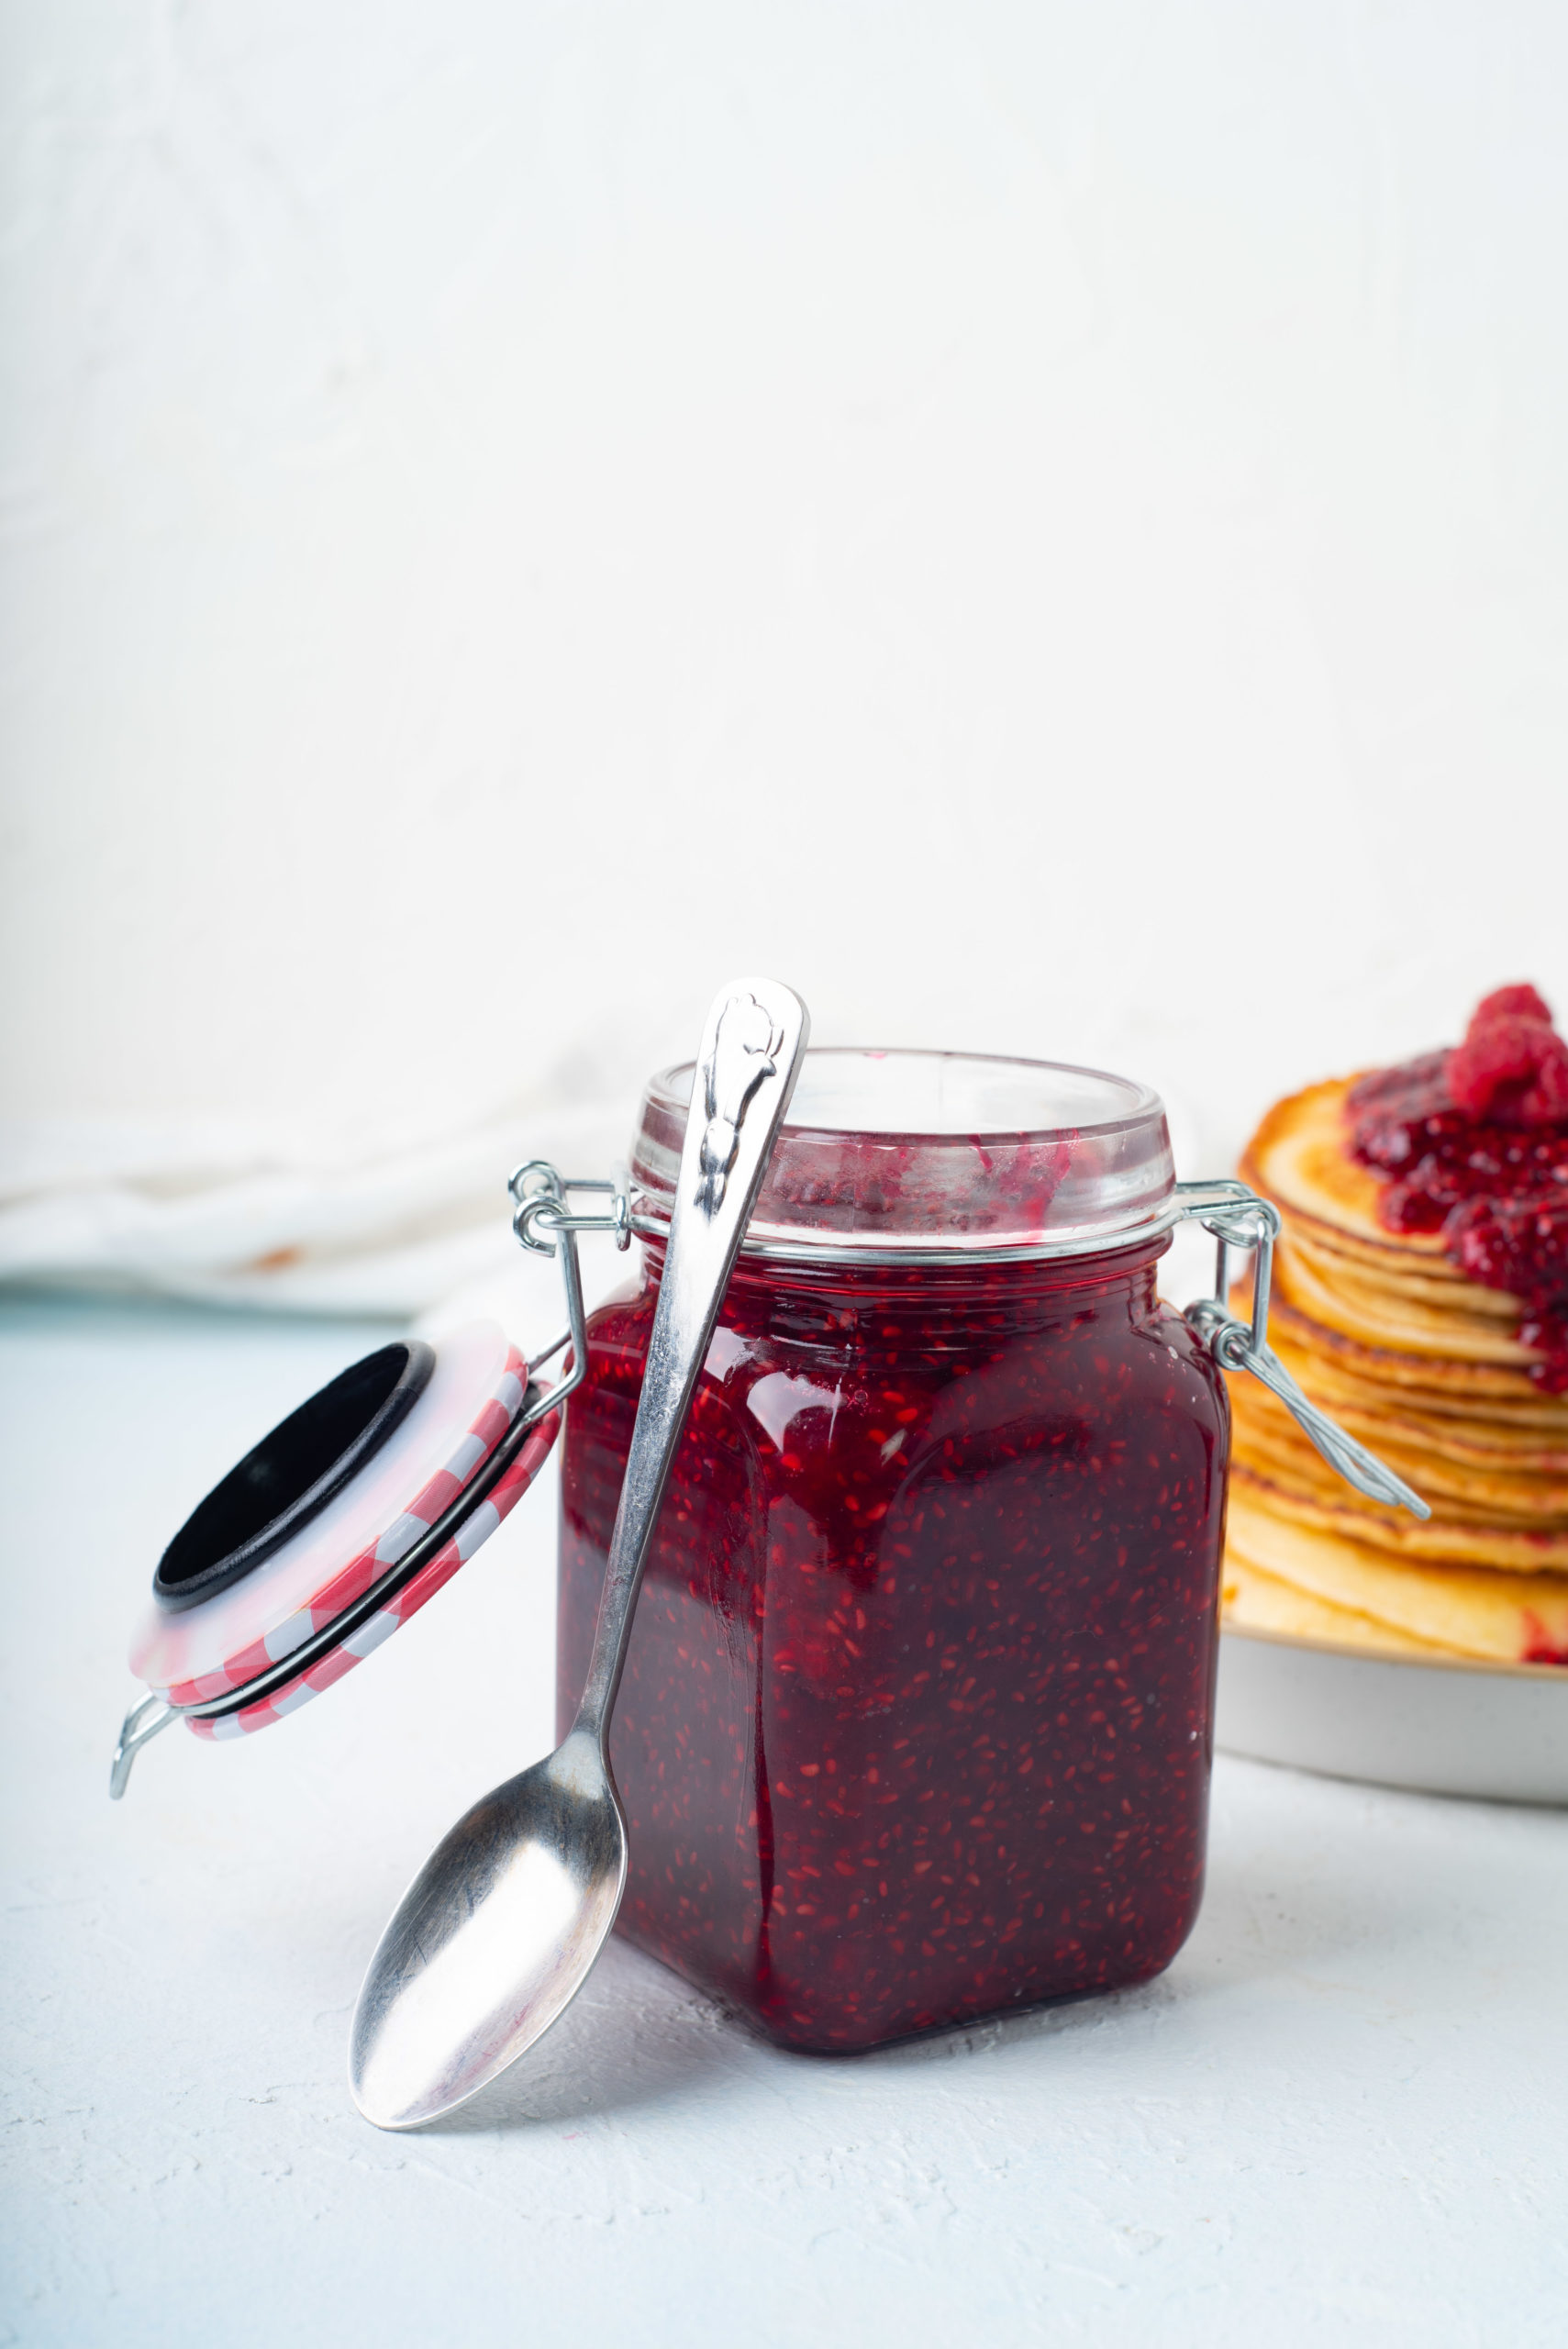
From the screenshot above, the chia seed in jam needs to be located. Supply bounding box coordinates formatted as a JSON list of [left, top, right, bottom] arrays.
[[1347, 987, 1568, 1393], [558, 1233, 1229, 2053]]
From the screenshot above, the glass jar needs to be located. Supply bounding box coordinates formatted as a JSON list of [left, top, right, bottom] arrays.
[[557, 1050, 1230, 2052]]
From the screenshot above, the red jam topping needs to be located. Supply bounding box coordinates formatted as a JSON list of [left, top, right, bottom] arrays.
[[559, 1238, 1229, 2052], [1347, 986, 1568, 1391]]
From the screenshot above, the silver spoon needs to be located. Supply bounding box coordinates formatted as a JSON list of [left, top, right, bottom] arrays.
[[349, 976, 809, 2130]]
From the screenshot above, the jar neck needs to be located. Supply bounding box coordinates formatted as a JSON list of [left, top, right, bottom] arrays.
[[636, 1232, 1169, 1350]]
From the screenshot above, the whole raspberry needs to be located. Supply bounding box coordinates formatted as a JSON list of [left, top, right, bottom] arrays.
[[1469, 983, 1554, 1030], [1448, 1015, 1568, 1123]]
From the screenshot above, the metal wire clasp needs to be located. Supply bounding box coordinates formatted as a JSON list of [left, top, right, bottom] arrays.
[[505, 1162, 631, 1421], [509, 1162, 631, 1258], [1173, 1179, 1429, 1520]]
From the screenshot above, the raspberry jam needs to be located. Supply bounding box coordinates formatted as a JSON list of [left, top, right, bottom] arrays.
[[557, 1052, 1230, 2053], [1348, 987, 1568, 1391]]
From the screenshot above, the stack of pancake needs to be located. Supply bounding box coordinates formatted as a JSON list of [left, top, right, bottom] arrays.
[[1221, 1078, 1568, 1666]]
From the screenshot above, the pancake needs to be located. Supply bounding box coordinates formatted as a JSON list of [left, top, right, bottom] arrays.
[[1232, 1379, 1568, 1524], [1227, 1494, 1568, 1665], [1267, 1296, 1549, 1404], [1272, 1240, 1532, 1367], [1232, 1464, 1568, 1568], [1239, 1078, 1448, 1259], [1267, 1328, 1568, 1434], [1265, 1338, 1568, 1464], [1222, 1055, 1568, 1666], [1284, 1223, 1518, 1323], [1221, 1553, 1461, 1660]]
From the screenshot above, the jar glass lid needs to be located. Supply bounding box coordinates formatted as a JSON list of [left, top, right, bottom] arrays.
[[629, 1048, 1175, 1258]]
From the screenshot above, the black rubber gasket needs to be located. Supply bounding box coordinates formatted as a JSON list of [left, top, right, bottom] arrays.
[[153, 1340, 437, 1614]]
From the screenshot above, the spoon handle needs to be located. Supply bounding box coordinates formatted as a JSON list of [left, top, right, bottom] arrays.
[[574, 978, 810, 1746]]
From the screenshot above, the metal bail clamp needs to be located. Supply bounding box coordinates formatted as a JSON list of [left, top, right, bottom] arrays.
[[506, 1157, 632, 1389], [1172, 1178, 1429, 1519]]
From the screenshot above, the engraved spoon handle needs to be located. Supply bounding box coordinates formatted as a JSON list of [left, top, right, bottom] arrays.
[[573, 977, 809, 1744]]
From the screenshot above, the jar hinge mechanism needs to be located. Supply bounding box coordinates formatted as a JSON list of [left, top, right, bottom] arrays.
[[507, 1159, 631, 1399], [1173, 1179, 1429, 1520]]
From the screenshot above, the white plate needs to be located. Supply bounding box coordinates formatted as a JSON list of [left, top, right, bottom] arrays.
[[1216, 1629, 1568, 1806]]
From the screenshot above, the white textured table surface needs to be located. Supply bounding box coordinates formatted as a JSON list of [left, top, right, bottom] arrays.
[[4, 1298, 1565, 2348]]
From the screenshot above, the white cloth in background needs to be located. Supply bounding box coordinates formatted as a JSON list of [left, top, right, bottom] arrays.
[[0, 1097, 630, 1319]]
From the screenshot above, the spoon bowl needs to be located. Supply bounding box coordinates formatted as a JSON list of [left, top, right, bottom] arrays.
[[350, 1727, 624, 2130]]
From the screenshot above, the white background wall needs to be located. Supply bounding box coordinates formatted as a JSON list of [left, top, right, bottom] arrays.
[[4, 0, 1566, 1177]]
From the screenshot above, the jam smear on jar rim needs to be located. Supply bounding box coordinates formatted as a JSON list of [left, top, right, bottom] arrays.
[[1347, 985, 1568, 1392], [558, 1230, 1229, 2054]]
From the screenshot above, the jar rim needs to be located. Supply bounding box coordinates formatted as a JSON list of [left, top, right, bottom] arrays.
[[645, 1046, 1163, 1146], [630, 1045, 1175, 1261]]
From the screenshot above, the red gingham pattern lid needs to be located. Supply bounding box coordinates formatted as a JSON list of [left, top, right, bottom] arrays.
[[185, 1414, 557, 1739], [128, 1322, 559, 1720]]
